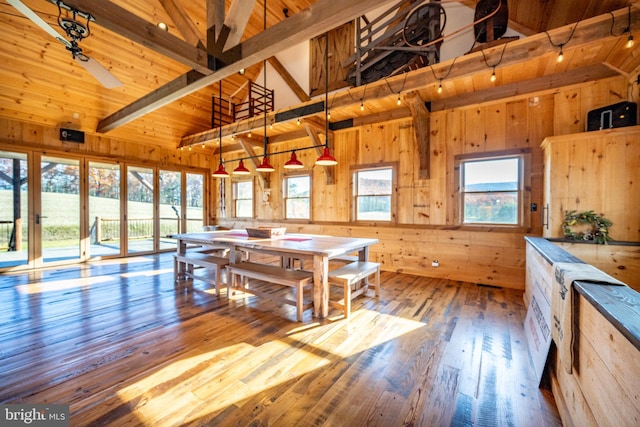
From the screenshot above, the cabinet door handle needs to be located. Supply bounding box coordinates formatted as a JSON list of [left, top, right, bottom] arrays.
[[542, 204, 549, 230]]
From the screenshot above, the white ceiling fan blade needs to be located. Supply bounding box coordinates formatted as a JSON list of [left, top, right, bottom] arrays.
[[7, 0, 71, 48], [75, 57, 123, 88]]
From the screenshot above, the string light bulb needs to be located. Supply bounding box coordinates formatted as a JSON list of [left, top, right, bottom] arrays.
[[437, 80, 443, 94], [360, 100, 364, 111], [626, 34, 635, 48], [557, 46, 564, 63], [490, 67, 496, 82], [397, 94, 401, 105], [297, 118, 301, 125]]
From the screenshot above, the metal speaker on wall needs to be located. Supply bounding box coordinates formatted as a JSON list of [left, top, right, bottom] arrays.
[[474, 0, 509, 43]]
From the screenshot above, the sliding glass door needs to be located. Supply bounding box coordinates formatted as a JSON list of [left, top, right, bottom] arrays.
[[88, 161, 122, 258], [0, 151, 28, 268], [39, 156, 81, 264], [127, 166, 155, 254]]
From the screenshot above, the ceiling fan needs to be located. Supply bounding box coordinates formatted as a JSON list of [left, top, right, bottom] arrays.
[[8, 0, 122, 88]]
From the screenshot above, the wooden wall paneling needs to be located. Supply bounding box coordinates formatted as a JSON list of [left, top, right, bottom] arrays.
[[543, 127, 640, 241], [485, 102, 507, 150], [505, 99, 529, 148], [428, 112, 448, 224], [464, 107, 486, 153], [556, 242, 640, 291], [577, 294, 640, 419], [446, 109, 465, 224], [553, 87, 583, 135]]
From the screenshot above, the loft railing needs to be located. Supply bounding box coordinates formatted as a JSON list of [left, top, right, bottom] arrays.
[[212, 80, 274, 128]]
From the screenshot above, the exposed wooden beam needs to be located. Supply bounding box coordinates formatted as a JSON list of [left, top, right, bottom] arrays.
[[96, 0, 387, 133], [98, 70, 206, 132], [404, 91, 430, 179], [304, 123, 335, 185], [430, 64, 620, 111], [224, 0, 257, 51], [268, 56, 311, 102], [207, 0, 225, 40], [236, 136, 270, 188], [64, 0, 212, 75], [158, 0, 205, 48]]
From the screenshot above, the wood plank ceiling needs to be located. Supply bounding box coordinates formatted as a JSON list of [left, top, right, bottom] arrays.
[[0, 0, 638, 153]]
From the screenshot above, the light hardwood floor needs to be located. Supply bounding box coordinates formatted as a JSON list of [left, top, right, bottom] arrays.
[[0, 253, 561, 426]]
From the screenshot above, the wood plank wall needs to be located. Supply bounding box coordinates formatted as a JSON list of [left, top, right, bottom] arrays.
[[217, 76, 630, 289], [0, 76, 632, 290]]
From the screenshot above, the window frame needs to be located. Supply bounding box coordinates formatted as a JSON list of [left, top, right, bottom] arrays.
[[283, 172, 311, 220], [232, 178, 254, 219], [350, 162, 397, 224], [454, 149, 531, 228]]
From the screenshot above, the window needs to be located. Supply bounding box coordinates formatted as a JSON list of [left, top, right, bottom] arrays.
[[233, 180, 253, 218], [284, 174, 310, 219], [457, 152, 527, 225], [353, 166, 393, 221]]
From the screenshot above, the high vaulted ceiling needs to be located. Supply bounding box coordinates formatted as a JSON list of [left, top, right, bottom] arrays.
[[0, 0, 638, 154]]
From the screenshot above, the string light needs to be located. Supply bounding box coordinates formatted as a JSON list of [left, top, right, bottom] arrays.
[[481, 43, 508, 83], [397, 94, 401, 105], [545, 21, 579, 65], [429, 56, 458, 96], [610, 6, 635, 48], [297, 118, 301, 125], [360, 100, 364, 111], [627, 34, 635, 48]]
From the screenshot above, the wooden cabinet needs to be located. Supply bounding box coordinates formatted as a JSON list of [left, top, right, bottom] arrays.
[[541, 126, 640, 242]]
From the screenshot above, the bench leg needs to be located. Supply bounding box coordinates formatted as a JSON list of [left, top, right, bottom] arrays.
[[344, 282, 351, 318], [296, 284, 303, 322]]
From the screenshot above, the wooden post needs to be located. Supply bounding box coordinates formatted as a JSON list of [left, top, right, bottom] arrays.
[[12, 159, 21, 251]]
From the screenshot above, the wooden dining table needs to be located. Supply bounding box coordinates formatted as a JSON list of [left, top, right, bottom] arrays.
[[171, 230, 379, 318]]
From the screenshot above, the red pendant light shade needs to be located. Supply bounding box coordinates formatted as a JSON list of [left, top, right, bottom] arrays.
[[316, 147, 338, 166], [233, 160, 251, 175], [284, 151, 304, 169], [212, 163, 229, 178], [256, 156, 275, 172]]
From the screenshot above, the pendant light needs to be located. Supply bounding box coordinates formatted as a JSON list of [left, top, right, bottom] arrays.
[[316, 31, 337, 166], [255, 1, 274, 173], [284, 151, 304, 169], [212, 81, 229, 178], [233, 159, 251, 175]]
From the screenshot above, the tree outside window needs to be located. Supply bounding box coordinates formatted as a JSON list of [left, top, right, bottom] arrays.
[[284, 175, 310, 219], [460, 156, 520, 225], [233, 180, 253, 218], [354, 168, 393, 221]]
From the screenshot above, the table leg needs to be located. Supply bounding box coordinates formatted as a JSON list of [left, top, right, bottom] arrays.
[[313, 255, 329, 318]]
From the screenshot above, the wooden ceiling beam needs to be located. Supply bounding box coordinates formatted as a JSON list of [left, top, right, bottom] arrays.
[[430, 64, 620, 111], [96, 0, 386, 133], [224, 0, 258, 51], [158, 0, 205, 48], [268, 56, 311, 102], [63, 0, 212, 75]]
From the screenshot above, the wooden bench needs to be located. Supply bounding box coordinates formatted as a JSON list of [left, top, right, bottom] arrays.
[[174, 252, 229, 296], [328, 261, 380, 318], [226, 262, 314, 321]]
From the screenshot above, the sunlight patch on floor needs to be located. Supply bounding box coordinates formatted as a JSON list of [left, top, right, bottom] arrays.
[[16, 275, 116, 294], [114, 308, 425, 424]]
